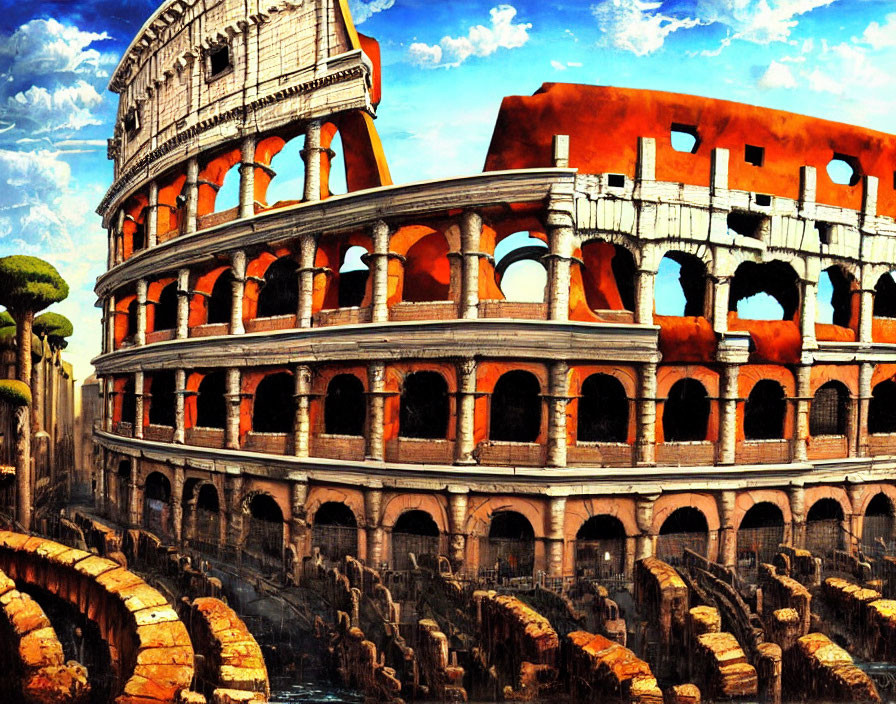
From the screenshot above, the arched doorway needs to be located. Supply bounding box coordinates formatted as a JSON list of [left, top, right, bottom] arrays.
[[391, 510, 441, 570], [656, 507, 708, 565], [736, 502, 785, 582], [744, 380, 786, 440], [312, 502, 359, 563], [116, 460, 131, 524], [575, 515, 626, 579], [490, 370, 541, 442], [325, 374, 365, 436], [862, 493, 894, 552], [578, 374, 628, 442], [244, 494, 284, 572], [805, 498, 845, 558], [483, 511, 535, 579], [663, 379, 709, 442], [193, 483, 220, 550], [399, 371, 449, 439], [143, 472, 171, 539], [252, 372, 294, 433]]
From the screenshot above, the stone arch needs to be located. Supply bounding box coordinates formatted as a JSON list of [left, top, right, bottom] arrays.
[[188, 265, 232, 328], [805, 495, 847, 556], [563, 497, 639, 541], [653, 248, 711, 318], [484, 510, 536, 578], [736, 501, 785, 581], [464, 497, 546, 540], [257, 255, 300, 318], [494, 230, 548, 304], [579, 237, 636, 312], [733, 489, 792, 531], [574, 514, 627, 579], [861, 490, 895, 549], [809, 380, 850, 437], [652, 493, 721, 534], [662, 377, 711, 442], [490, 369, 542, 442], [305, 487, 366, 530], [655, 505, 711, 564], [242, 490, 285, 560], [380, 493, 449, 535], [804, 485, 852, 524], [324, 373, 365, 436], [252, 371, 294, 433], [577, 372, 629, 442], [869, 380, 896, 433], [391, 509, 442, 570], [195, 371, 227, 430], [854, 484, 896, 518], [311, 500, 359, 562], [147, 371, 176, 427], [743, 379, 787, 440], [143, 471, 172, 539], [730, 259, 800, 321], [399, 370, 449, 439], [394, 226, 451, 304]]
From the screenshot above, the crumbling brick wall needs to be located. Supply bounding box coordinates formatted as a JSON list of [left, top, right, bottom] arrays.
[[783, 633, 879, 703], [564, 631, 663, 704]]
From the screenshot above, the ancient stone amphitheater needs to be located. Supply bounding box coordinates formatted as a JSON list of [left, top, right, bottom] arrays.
[[88, 1, 896, 689]]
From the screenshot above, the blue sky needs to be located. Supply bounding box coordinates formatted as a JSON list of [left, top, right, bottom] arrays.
[[0, 0, 894, 381]]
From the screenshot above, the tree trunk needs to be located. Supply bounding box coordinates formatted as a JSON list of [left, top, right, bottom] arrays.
[[14, 403, 31, 531], [14, 310, 33, 384]]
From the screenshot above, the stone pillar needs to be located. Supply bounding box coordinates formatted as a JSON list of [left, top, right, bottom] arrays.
[[134, 371, 144, 439], [174, 368, 186, 444], [297, 234, 316, 328], [302, 119, 322, 202], [455, 358, 477, 465], [129, 471, 141, 527], [226, 473, 244, 550], [184, 157, 199, 235], [719, 364, 739, 465], [114, 209, 125, 265], [858, 362, 872, 456], [290, 479, 309, 565], [146, 181, 159, 248], [635, 268, 655, 325], [447, 487, 468, 570], [712, 276, 730, 334], [546, 207, 574, 321], [136, 279, 147, 346], [636, 362, 658, 466], [789, 484, 805, 549], [635, 494, 657, 560], [370, 220, 391, 323], [547, 495, 567, 577], [757, 642, 782, 704], [239, 135, 256, 219], [176, 268, 190, 339], [172, 464, 184, 543], [294, 365, 312, 457], [230, 250, 246, 335], [106, 295, 116, 354], [366, 362, 385, 460], [107, 227, 115, 269], [460, 211, 482, 319], [793, 365, 811, 463], [365, 488, 383, 567], [104, 378, 114, 432], [717, 490, 737, 570], [547, 361, 569, 468], [847, 484, 863, 554], [800, 279, 817, 349], [225, 368, 241, 450], [859, 287, 874, 345]]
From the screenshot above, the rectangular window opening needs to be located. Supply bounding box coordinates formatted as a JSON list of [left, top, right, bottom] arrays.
[[123, 109, 139, 135], [755, 193, 772, 207], [607, 173, 625, 188], [727, 211, 767, 239], [745, 144, 764, 166], [815, 221, 832, 245], [209, 45, 231, 77], [670, 123, 699, 153]]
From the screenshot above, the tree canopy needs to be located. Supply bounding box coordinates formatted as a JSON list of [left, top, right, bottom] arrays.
[[0, 311, 13, 329], [0, 380, 31, 407], [0, 256, 69, 315], [33, 312, 73, 341]]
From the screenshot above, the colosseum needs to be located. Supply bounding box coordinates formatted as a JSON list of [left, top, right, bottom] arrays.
[[85, 3, 896, 698]]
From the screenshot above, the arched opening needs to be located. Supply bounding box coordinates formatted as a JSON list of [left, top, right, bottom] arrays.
[[196, 372, 226, 429], [399, 371, 449, 439], [148, 372, 175, 427], [827, 154, 861, 186], [154, 282, 178, 331], [575, 515, 626, 579], [392, 510, 440, 570], [120, 378, 136, 429], [663, 379, 709, 442], [577, 373, 628, 442], [126, 299, 139, 340], [869, 381, 896, 434], [325, 130, 348, 196], [252, 372, 294, 433], [874, 272, 896, 318], [805, 498, 845, 557], [495, 232, 548, 303], [312, 502, 358, 562], [193, 483, 220, 548], [730, 260, 799, 320], [403, 232, 450, 302], [654, 252, 706, 317], [580, 240, 636, 312], [143, 472, 171, 539], [490, 370, 541, 442], [862, 493, 894, 551], [116, 460, 131, 524], [810, 381, 849, 436], [736, 502, 785, 582], [324, 374, 365, 436], [245, 493, 284, 561], [207, 271, 233, 325], [744, 380, 786, 440], [656, 507, 708, 565], [257, 257, 299, 318], [816, 267, 853, 328], [484, 511, 535, 579], [265, 137, 305, 205], [214, 162, 241, 212], [338, 245, 369, 308]]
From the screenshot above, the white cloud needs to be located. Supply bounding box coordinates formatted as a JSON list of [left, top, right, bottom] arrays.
[[757, 60, 797, 89], [348, 0, 395, 25], [591, 0, 703, 56], [860, 12, 896, 50], [567, 61, 583, 67], [408, 5, 531, 68], [6, 80, 104, 133], [0, 18, 110, 77], [551, 60, 566, 70]]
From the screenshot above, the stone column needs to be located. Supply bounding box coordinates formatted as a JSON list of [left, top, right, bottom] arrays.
[[129, 459, 141, 526], [294, 365, 312, 457], [226, 473, 244, 550], [717, 490, 737, 570], [184, 157, 199, 235], [134, 371, 144, 439], [106, 295, 116, 353], [455, 358, 477, 465], [859, 287, 874, 345], [239, 135, 256, 219], [460, 211, 482, 319], [757, 642, 783, 704], [290, 479, 309, 565], [366, 362, 385, 460], [136, 279, 147, 346], [174, 368, 186, 444], [719, 364, 739, 465], [635, 268, 656, 325], [104, 378, 114, 432], [789, 484, 805, 549], [172, 464, 184, 543], [225, 368, 241, 450], [800, 279, 818, 349], [107, 227, 115, 269], [146, 181, 159, 248], [712, 276, 731, 334], [303, 119, 322, 202], [635, 494, 657, 560], [547, 361, 569, 468], [230, 250, 247, 335], [176, 268, 190, 339], [447, 487, 468, 570], [546, 207, 574, 321], [297, 234, 316, 328], [114, 209, 125, 265], [547, 495, 567, 577], [858, 362, 872, 456], [636, 362, 658, 466], [793, 365, 811, 463], [370, 220, 391, 323], [365, 488, 384, 567], [847, 484, 863, 554]]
